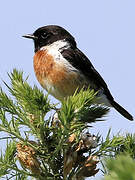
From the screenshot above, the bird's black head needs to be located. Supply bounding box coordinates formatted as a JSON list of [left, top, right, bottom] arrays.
[[23, 25, 76, 52]]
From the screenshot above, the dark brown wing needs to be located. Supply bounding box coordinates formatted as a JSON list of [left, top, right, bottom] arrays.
[[61, 48, 114, 101], [61, 48, 133, 121]]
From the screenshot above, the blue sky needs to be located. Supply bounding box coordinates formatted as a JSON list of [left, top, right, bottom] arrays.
[[0, 0, 135, 179]]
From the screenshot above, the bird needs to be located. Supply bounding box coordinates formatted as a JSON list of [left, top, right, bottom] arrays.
[[23, 25, 133, 121]]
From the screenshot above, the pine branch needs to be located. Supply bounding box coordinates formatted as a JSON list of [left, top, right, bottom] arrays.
[[1, 69, 133, 180]]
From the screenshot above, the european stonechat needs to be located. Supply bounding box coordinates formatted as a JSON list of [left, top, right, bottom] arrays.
[[23, 25, 133, 121]]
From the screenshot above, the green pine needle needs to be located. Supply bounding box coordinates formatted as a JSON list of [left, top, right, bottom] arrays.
[[103, 155, 135, 180]]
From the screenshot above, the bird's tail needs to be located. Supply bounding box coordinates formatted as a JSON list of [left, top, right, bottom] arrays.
[[111, 100, 133, 121]]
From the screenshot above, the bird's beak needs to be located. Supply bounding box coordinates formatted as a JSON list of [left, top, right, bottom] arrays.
[[22, 34, 37, 40]]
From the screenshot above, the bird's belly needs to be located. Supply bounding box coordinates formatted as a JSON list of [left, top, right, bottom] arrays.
[[34, 50, 87, 100], [42, 71, 86, 100]]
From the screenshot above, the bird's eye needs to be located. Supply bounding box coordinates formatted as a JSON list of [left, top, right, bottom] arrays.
[[41, 32, 53, 40], [41, 32, 48, 39]]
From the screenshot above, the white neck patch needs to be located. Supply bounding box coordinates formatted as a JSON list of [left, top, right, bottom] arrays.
[[40, 40, 70, 52]]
